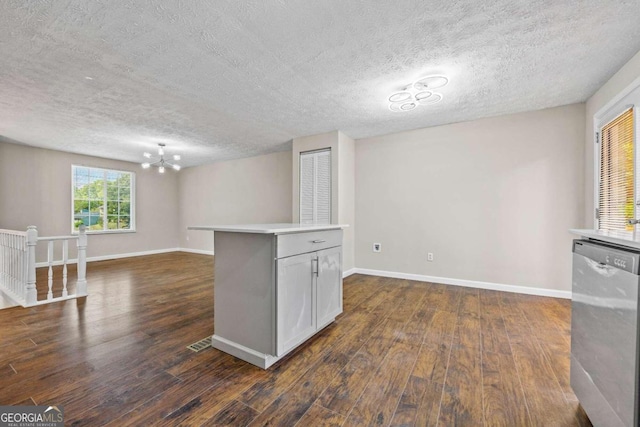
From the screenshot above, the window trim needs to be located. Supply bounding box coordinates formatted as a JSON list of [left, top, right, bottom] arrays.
[[594, 80, 640, 229], [594, 79, 640, 228], [71, 165, 136, 234]]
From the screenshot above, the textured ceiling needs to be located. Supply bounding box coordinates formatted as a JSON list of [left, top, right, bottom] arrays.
[[1, 0, 640, 167]]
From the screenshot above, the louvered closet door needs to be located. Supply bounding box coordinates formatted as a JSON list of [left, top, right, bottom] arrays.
[[300, 149, 331, 224]]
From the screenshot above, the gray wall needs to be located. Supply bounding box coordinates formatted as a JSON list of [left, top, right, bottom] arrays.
[[179, 151, 293, 253], [354, 104, 585, 292], [337, 132, 355, 272], [0, 141, 180, 260]]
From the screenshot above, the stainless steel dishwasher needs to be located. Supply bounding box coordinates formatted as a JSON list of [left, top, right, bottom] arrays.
[[571, 239, 640, 427]]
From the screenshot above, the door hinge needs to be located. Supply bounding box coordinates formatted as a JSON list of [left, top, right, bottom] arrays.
[[595, 132, 600, 144], [595, 208, 600, 220]]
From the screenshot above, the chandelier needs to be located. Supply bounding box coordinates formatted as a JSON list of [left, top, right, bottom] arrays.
[[141, 143, 181, 173]]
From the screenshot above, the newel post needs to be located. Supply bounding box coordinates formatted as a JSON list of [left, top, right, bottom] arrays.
[[76, 225, 87, 296], [25, 226, 38, 306]]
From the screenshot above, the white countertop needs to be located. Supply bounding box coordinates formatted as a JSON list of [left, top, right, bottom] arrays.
[[570, 228, 640, 250], [188, 223, 348, 234]]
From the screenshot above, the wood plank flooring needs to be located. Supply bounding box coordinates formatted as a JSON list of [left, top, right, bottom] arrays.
[[0, 252, 591, 426], [0, 291, 19, 309]]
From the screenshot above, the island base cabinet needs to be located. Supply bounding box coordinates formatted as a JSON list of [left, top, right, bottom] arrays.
[[276, 245, 343, 357], [205, 227, 344, 369], [276, 252, 317, 356], [316, 246, 343, 327]]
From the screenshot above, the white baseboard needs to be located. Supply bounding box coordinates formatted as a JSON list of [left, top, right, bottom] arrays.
[[353, 268, 571, 299], [179, 248, 214, 256], [212, 334, 277, 369], [35, 247, 181, 268], [87, 248, 182, 263], [35, 250, 569, 299], [343, 268, 356, 278]]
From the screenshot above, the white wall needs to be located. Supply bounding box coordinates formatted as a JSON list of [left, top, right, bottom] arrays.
[[355, 104, 585, 293], [179, 151, 293, 253], [584, 49, 640, 227], [0, 141, 180, 261]]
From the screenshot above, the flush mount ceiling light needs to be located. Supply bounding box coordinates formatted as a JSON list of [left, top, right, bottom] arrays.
[[389, 102, 417, 112], [388, 75, 448, 112], [141, 143, 181, 173], [413, 76, 448, 91], [418, 92, 443, 105], [388, 92, 413, 103]]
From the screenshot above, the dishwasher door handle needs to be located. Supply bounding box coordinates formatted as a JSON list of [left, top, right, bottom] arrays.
[[585, 257, 616, 277]]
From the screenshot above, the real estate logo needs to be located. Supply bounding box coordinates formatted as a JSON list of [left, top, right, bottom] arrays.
[[0, 405, 63, 427]]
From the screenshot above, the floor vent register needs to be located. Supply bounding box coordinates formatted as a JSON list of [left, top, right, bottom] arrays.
[[187, 336, 212, 352]]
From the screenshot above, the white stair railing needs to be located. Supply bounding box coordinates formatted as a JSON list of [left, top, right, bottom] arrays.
[[0, 225, 87, 307], [0, 229, 29, 306]]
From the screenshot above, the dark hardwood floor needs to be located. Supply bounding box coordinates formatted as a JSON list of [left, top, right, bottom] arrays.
[[0, 252, 591, 426]]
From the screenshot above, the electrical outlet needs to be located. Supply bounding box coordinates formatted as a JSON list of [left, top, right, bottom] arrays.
[[427, 252, 434, 262], [373, 243, 382, 253]]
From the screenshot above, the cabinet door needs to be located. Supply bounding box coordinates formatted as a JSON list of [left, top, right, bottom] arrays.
[[276, 252, 316, 356], [316, 246, 343, 327]]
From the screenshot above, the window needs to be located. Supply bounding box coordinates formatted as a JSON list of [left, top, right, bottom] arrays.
[[72, 165, 135, 233], [598, 109, 634, 231], [300, 149, 331, 224], [595, 80, 640, 232]]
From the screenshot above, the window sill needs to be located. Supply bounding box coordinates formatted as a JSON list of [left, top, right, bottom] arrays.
[[72, 229, 136, 235]]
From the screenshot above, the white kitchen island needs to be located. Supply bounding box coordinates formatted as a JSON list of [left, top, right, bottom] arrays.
[[188, 223, 347, 369]]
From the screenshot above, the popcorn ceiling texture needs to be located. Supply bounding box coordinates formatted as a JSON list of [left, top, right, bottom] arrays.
[[1, 0, 639, 166]]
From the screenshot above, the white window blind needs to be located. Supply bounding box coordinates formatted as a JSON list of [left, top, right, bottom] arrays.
[[300, 149, 331, 224], [598, 108, 634, 231]]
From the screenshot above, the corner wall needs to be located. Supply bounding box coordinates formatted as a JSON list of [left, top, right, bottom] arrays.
[[0, 141, 180, 261], [179, 151, 293, 253], [354, 104, 585, 293], [292, 131, 356, 272], [338, 132, 355, 272]]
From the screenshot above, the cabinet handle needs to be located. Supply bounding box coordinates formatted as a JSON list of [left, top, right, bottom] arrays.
[[312, 239, 326, 243], [312, 258, 319, 276]]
